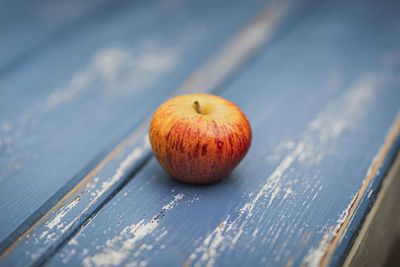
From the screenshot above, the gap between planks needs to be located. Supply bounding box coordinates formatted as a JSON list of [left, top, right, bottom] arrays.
[[0, 0, 291, 261], [0, 131, 136, 258], [319, 112, 400, 267]]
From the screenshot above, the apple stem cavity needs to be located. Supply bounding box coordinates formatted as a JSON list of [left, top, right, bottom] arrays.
[[194, 101, 202, 114]]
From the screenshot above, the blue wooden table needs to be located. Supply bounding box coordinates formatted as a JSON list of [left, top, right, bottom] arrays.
[[1, 0, 399, 266]]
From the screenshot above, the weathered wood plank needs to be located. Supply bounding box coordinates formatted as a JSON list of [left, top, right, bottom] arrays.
[[0, 0, 303, 266], [0, 0, 270, 249], [40, 0, 400, 266], [343, 150, 400, 267]]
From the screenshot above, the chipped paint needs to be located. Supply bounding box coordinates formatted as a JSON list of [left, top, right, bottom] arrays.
[[42, 141, 149, 242], [189, 216, 230, 267], [3, 2, 399, 267], [162, 194, 184, 211], [82, 220, 158, 267], [69, 238, 79, 246], [45, 42, 179, 108], [0, 1, 291, 261], [1, 133, 148, 258], [82, 193, 184, 267], [187, 70, 392, 266], [57, 5, 296, 263], [0, 27, 205, 254], [45, 198, 81, 232], [303, 193, 357, 267], [2, 26, 203, 136], [317, 112, 400, 267]]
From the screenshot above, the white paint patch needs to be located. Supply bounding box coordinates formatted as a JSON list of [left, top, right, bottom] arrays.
[[93, 49, 129, 82], [188, 70, 388, 266], [189, 216, 230, 267], [44, 25, 205, 109], [242, 141, 305, 218], [282, 187, 293, 201], [82, 249, 89, 256], [39, 230, 49, 240], [302, 193, 357, 267], [252, 228, 259, 238], [83, 219, 158, 267], [35, 138, 149, 249], [82, 194, 184, 267], [44, 198, 81, 232], [97, 146, 145, 197], [46, 65, 94, 107], [69, 238, 79, 246], [162, 193, 183, 211], [0, 27, 203, 160], [59, 146, 148, 235], [303, 116, 400, 266], [309, 74, 380, 144], [45, 39, 181, 107]]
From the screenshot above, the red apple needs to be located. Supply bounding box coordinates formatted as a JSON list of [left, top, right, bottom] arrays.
[[149, 93, 252, 184]]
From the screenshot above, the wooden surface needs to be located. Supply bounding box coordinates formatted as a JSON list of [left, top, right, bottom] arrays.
[[344, 149, 400, 267], [1, 0, 399, 266]]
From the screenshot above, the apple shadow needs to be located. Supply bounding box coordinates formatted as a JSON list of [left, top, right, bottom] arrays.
[[145, 158, 249, 229], [149, 157, 244, 196], [151, 164, 224, 189]]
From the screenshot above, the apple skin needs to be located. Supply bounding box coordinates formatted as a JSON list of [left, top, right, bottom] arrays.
[[149, 93, 252, 184]]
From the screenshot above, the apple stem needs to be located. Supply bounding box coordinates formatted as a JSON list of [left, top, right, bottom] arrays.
[[194, 101, 202, 114]]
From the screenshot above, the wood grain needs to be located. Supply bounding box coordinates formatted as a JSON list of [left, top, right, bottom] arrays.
[[43, 0, 399, 266], [0, 0, 295, 266], [320, 114, 400, 266], [0, 0, 268, 247], [1, 0, 399, 266]]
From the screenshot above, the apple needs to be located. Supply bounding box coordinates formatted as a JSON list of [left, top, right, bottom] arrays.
[[149, 93, 252, 184]]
